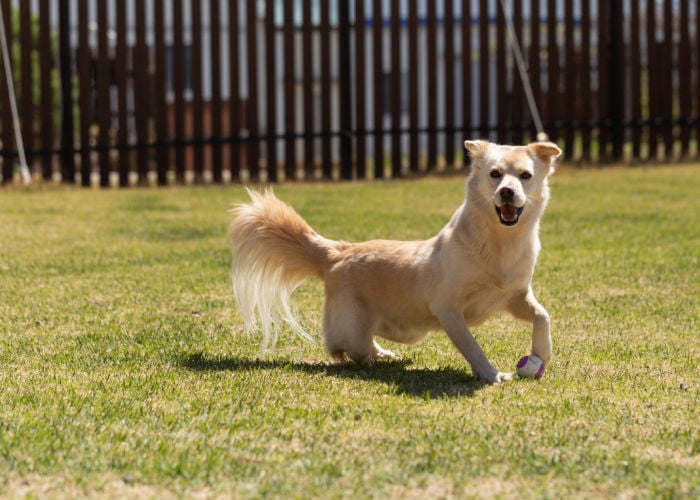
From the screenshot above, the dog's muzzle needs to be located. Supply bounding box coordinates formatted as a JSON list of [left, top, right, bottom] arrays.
[[495, 204, 524, 226]]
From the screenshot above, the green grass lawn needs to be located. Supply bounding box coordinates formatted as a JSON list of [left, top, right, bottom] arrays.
[[0, 165, 698, 497]]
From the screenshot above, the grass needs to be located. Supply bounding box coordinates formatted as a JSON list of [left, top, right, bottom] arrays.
[[0, 164, 698, 498]]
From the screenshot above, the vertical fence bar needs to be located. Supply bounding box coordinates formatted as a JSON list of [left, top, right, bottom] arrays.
[[96, 0, 111, 187], [372, 0, 384, 178], [19, 0, 33, 174], [662, 0, 673, 157], [0, 0, 12, 183], [478, 0, 489, 139], [696, 0, 700, 158], [228, 0, 240, 182], [355, 0, 367, 179], [580, 0, 591, 162], [597, 0, 609, 160], [678, 0, 691, 158], [191, 2, 204, 182], [646, 0, 658, 160], [39, 0, 53, 180], [408, 0, 419, 172], [173, 0, 186, 183], [529, 0, 542, 142], [116, 0, 129, 186], [77, 0, 91, 186], [154, 0, 169, 186], [210, 0, 223, 183], [321, 0, 332, 178], [563, 0, 575, 159], [390, 0, 401, 177], [264, 0, 278, 181], [630, 1, 642, 161], [511, 0, 524, 145], [302, 0, 314, 179], [444, 0, 456, 166], [610, 0, 624, 160], [461, 0, 471, 163], [496, 0, 507, 144], [283, 0, 295, 180], [339, 0, 354, 180], [546, 0, 559, 145], [246, 0, 260, 180], [134, 0, 151, 184], [427, 0, 437, 166]]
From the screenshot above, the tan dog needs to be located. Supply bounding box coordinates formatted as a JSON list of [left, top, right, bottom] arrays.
[[229, 140, 561, 383]]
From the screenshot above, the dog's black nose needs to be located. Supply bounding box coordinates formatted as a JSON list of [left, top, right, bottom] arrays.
[[500, 187, 515, 202]]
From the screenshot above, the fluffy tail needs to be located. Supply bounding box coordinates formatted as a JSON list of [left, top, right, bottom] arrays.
[[228, 188, 335, 349]]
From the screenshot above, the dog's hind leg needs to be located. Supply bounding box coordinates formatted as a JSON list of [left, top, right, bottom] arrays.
[[322, 295, 376, 366]]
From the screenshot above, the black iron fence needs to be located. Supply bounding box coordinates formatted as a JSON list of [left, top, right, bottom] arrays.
[[0, 0, 699, 186]]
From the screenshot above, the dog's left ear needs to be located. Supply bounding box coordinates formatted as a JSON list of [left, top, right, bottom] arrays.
[[527, 142, 561, 163]]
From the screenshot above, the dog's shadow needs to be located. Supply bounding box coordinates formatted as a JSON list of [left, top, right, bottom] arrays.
[[179, 352, 489, 398]]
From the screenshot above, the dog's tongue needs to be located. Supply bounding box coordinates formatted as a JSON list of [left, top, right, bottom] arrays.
[[500, 204, 518, 222]]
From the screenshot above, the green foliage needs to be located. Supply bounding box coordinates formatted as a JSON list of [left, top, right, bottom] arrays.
[[0, 166, 698, 497]]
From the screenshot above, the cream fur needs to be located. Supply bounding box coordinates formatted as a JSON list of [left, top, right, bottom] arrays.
[[229, 140, 561, 383]]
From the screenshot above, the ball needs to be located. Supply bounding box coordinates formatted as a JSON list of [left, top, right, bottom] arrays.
[[516, 354, 545, 379]]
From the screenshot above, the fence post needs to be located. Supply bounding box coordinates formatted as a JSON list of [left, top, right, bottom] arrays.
[[338, 0, 353, 180], [608, 0, 624, 160], [58, 0, 75, 183]]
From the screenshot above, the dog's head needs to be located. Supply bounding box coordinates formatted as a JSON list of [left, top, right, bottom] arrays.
[[464, 140, 561, 227]]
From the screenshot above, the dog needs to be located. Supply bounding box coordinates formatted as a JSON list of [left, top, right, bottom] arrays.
[[228, 140, 561, 383]]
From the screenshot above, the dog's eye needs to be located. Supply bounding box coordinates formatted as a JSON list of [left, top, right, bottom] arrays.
[[520, 172, 532, 180], [490, 170, 502, 179]]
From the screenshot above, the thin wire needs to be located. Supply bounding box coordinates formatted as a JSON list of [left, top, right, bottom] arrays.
[[0, 2, 31, 185], [499, 0, 548, 142]]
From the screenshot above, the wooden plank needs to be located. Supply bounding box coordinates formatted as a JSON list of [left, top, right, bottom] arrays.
[[427, 0, 437, 167], [283, 0, 295, 180], [0, 0, 13, 183], [134, 0, 150, 184], [77, 0, 91, 186], [408, 0, 419, 172], [479, 0, 489, 139], [677, 0, 691, 157], [115, 0, 129, 186], [546, 0, 559, 144], [646, 0, 658, 159], [39, 0, 54, 180], [511, 0, 524, 145], [444, 0, 456, 166], [302, 0, 314, 178], [461, 0, 471, 164], [96, 0, 111, 187], [210, 0, 223, 183], [390, 0, 401, 177], [597, 0, 609, 161], [264, 0, 278, 181], [529, 0, 542, 141], [172, 0, 186, 183], [662, 0, 674, 157], [580, 0, 591, 162], [372, 0, 384, 178], [154, 0, 169, 185], [630, 1, 642, 161], [355, 0, 367, 178], [246, 0, 260, 180], [338, 0, 353, 180], [496, 0, 507, 144], [191, 1, 204, 182], [228, 0, 240, 181], [321, 0, 332, 178], [564, 0, 575, 158], [19, 0, 33, 173]]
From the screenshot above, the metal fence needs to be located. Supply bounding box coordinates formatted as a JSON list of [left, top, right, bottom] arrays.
[[0, 0, 699, 186]]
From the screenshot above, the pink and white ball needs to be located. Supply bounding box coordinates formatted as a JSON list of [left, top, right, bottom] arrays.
[[516, 355, 545, 379]]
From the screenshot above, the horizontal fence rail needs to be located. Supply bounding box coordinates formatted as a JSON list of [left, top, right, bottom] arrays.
[[0, 0, 699, 186]]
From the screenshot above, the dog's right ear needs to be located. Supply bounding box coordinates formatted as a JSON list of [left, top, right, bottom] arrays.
[[464, 140, 491, 160]]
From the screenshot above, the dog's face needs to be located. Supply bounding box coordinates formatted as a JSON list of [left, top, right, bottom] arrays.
[[464, 140, 561, 227]]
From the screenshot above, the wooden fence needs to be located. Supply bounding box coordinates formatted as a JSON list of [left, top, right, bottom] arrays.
[[0, 0, 699, 186]]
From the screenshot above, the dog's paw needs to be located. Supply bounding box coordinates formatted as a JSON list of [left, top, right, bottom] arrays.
[[487, 371, 513, 384], [374, 348, 400, 361]]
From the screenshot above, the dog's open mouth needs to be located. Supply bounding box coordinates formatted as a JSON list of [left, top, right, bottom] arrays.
[[495, 204, 524, 226]]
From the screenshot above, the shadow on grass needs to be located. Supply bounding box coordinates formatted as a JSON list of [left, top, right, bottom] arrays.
[[179, 351, 489, 398]]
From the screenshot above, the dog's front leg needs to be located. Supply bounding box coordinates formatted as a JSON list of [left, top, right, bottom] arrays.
[[431, 306, 512, 383], [508, 288, 552, 365]]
